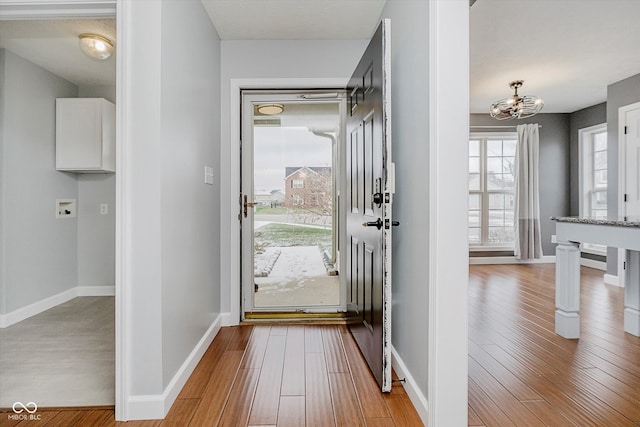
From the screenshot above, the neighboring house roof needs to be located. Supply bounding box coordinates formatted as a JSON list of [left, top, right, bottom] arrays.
[[284, 166, 331, 180]]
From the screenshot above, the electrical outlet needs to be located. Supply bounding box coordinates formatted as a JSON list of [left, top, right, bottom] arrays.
[[100, 203, 109, 215]]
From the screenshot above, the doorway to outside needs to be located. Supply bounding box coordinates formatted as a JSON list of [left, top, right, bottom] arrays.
[[241, 90, 346, 316]]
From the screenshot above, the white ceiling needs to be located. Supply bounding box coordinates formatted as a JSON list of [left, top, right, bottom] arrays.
[[470, 0, 640, 113], [0, 19, 116, 87], [201, 0, 386, 40]]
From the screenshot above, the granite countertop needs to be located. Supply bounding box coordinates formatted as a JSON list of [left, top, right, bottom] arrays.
[[551, 216, 640, 228]]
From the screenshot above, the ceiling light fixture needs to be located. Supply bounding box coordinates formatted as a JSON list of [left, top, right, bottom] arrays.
[[490, 80, 544, 120], [257, 104, 284, 115], [79, 33, 114, 60]]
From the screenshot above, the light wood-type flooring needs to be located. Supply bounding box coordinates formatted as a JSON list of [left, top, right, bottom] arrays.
[[468, 264, 640, 426], [1, 324, 423, 426]]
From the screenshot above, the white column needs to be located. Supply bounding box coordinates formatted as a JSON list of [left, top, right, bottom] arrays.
[[624, 250, 640, 336], [555, 241, 581, 338]]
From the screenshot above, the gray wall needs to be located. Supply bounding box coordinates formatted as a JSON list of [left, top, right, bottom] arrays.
[[77, 174, 116, 287], [124, 0, 222, 396], [470, 113, 571, 256], [0, 49, 5, 314], [379, 0, 430, 399], [159, 0, 222, 389], [568, 103, 606, 216], [606, 73, 640, 274], [0, 49, 78, 313], [76, 85, 116, 288], [78, 85, 116, 104]]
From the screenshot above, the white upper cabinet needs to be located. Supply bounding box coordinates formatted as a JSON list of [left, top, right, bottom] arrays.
[[56, 98, 115, 173]]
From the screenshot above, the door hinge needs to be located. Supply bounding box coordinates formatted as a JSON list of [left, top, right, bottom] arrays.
[[624, 193, 628, 202], [624, 126, 628, 134], [624, 261, 627, 270]]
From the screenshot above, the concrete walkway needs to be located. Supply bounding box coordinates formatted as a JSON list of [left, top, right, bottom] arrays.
[[254, 246, 339, 307]]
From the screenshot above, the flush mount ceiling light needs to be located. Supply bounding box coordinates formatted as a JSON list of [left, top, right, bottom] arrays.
[[490, 80, 544, 120], [79, 33, 114, 60], [257, 104, 284, 115]]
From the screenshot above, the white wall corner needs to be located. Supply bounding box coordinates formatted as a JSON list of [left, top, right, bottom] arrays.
[[391, 346, 428, 426], [604, 273, 621, 287], [125, 314, 222, 420]]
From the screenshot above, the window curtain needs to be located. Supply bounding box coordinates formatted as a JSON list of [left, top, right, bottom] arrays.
[[514, 123, 543, 259]]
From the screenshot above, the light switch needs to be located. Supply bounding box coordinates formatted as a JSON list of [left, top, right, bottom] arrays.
[[100, 203, 109, 215], [204, 166, 214, 185]]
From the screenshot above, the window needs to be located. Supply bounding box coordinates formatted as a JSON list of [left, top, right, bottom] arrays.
[[292, 179, 304, 189], [579, 124, 607, 253], [469, 134, 516, 248], [292, 194, 304, 206]]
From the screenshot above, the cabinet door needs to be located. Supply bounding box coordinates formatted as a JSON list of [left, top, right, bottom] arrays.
[[56, 99, 103, 170]]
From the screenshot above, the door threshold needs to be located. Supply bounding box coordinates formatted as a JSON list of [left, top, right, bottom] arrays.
[[243, 311, 346, 324]]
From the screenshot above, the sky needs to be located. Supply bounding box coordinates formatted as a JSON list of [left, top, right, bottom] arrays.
[[253, 126, 333, 193]]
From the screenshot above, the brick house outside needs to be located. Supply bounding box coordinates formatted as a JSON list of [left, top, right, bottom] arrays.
[[284, 166, 332, 211]]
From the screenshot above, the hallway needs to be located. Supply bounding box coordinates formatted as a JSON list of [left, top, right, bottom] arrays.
[[0, 325, 422, 426]]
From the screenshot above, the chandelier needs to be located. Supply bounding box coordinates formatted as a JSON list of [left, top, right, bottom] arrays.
[[490, 80, 544, 120]]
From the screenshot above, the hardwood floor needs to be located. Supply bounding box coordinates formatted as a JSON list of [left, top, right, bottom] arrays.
[[468, 264, 640, 427], [0, 325, 422, 426], [5, 264, 634, 426]]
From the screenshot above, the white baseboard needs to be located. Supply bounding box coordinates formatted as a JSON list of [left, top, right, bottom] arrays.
[[126, 314, 222, 420], [0, 285, 116, 328], [604, 273, 621, 287], [391, 346, 428, 426], [220, 311, 236, 326], [580, 258, 607, 271], [469, 255, 555, 265]]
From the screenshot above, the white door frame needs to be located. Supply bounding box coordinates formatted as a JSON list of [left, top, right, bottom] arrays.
[[0, 0, 125, 419], [618, 101, 640, 287], [222, 78, 349, 325], [239, 90, 346, 315]]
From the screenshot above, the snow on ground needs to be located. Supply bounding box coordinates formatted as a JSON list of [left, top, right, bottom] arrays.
[[254, 246, 339, 307]]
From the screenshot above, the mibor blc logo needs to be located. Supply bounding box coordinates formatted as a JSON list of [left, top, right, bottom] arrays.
[[8, 401, 41, 421]]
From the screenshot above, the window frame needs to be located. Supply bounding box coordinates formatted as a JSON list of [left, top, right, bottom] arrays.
[[292, 179, 304, 189], [578, 123, 608, 256], [469, 132, 517, 251]]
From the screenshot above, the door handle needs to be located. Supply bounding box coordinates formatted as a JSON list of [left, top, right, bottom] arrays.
[[362, 218, 383, 230], [243, 195, 258, 218]]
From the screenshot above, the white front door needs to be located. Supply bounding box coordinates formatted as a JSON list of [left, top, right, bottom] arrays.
[[240, 91, 346, 316]]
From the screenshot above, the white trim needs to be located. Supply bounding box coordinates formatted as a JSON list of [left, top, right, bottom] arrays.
[[578, 122, 607, 218], [126, 314, 222, 420], [220, 312, 235, 327], [604, 273, 621, 287], [580, 258, 607, 271], [115, 0, 130, 420], [0, 0, 116, 19], [391, 346, 428, 426], [428, 1, 469, 425], [618, 102, 640, 287], [469, 255, 555, 265], [223, 78, 348, 326], [0, 285, 115, 328]]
